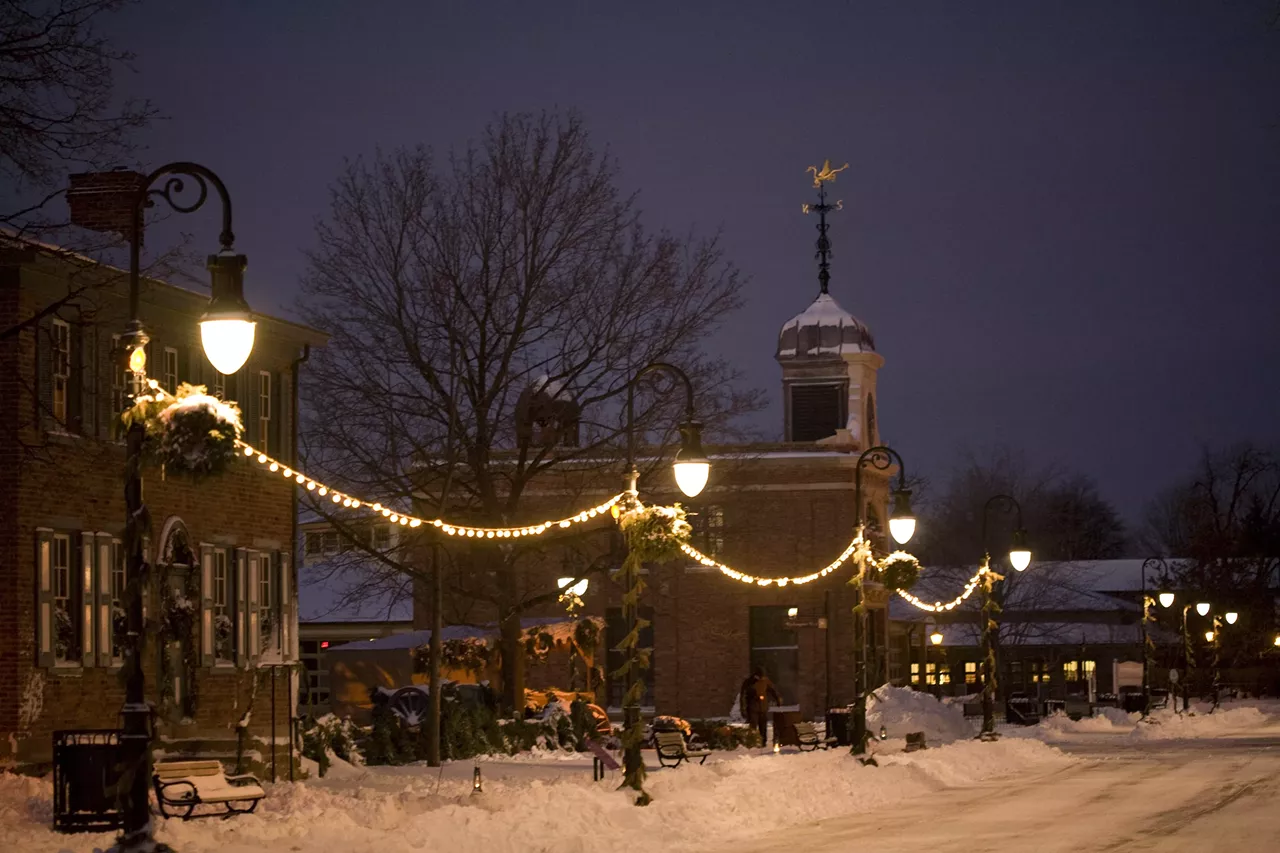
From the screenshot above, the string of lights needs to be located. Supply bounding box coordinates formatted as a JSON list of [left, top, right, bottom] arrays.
[[894, 558, 991, 612], [138, 377, 625, 538], [680, 534, 872, 587]]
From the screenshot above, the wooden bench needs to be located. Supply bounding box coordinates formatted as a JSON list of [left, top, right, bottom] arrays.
[[152, 760, 265, 820], [653, 731, 711, 768], [794, 721, 837, 751]]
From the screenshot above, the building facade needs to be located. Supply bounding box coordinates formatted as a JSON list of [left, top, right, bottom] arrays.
[[0, 238, 324, 771]]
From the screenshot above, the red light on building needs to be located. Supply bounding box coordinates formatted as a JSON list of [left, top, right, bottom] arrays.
[[320, 641, 329, 649]]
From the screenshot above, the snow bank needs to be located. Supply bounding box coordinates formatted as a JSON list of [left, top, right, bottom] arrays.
[[1129, 706, 1272, 740], [866, 685, 973, 744], [4, 739, 1071, 853]]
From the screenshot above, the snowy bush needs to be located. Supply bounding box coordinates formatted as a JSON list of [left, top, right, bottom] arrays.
[[866, 685, 972, 744], [300, 714, 366, 776], [688, 719, 761, 750]]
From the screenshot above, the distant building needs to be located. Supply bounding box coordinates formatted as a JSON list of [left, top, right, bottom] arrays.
[[889, 559, 1185, 701], [0, 236, 325, 771]]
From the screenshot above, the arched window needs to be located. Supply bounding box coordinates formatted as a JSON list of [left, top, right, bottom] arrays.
[[866, 394, 877, 446]]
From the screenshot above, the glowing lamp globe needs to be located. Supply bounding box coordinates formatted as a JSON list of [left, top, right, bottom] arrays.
[[1196, 602, 1210, 617], [1158, 592, 1175, 609], [1225, 611, 1238, 625], [1274, 635, 1280, 647], [888, 489, 916, 545], [673, 420, 710, 497], [201, 251, 255, 374], [1204, 630, 1215, 642], [557, 577, 588, 597], [930, 630, 944, 646], [1007, 528, 1032, 572]]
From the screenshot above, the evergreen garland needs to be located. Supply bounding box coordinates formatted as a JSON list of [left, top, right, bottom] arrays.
[[877, 552, 921, 592], [613, 502, 690, 805]]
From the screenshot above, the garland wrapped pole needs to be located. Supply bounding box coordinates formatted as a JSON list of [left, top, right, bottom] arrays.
[[1138, 557, 1168, 719], [89, 161, 250, 853], [1179, 603, 1196, 713], [977, 494, 1031, 741], [613, 359, 708, 805], [848, 445, 916, 756]]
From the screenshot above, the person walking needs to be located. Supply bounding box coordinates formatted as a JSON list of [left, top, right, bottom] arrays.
[[740, 666, 782, 747]]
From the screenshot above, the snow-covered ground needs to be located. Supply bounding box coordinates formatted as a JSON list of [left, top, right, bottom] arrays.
[[6, 697, 1278, 853], [4, 731, 1068, 852]]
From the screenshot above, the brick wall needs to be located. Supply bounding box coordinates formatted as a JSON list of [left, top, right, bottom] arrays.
[[1, 245, 319, 772]]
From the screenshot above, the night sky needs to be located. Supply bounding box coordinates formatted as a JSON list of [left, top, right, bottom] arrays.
[[100, 1, 1280, 525]]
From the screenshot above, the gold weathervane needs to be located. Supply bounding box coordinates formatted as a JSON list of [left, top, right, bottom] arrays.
[[806, 159, 849, 188]]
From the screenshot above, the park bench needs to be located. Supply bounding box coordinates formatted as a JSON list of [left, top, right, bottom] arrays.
[[152, 759, 265, 820], [1149, 689, 1170, 711], [794, 721, 837, 751], [653, 731, 711, 768], [1063, 697, 1092, 720]]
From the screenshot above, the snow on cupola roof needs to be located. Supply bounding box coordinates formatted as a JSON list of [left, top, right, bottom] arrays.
[[776, 292, 875, 358]]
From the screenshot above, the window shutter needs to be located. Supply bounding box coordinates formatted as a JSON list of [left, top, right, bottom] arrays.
[[247, 551, 261, 660], [200, 545, 215, 667], [80, 532, 95, 667], [36, 320, 52, 430], [279, 552, 294, 661], [241, 364, 258, 446], [35, 529, 54, 667], [235, 548, 248, 666], [95, 534, 113, 666]]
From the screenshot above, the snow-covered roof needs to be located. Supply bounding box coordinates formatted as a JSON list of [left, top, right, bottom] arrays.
[[926, 621, 1179, 648], [326, 616, 599, 652], [298, 566, 413, 624], [776, 292, 875, 359]]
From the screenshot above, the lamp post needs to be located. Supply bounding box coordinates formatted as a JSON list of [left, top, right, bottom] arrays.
[[118, 163, 251, 853], [1178, 601, 1212, 712], [929, 628, 944, 698], [849, 445, 916, 754], [619, 362, 709, 785], [978, 495, 1031, 739], [1139, 558, 1174, 717], [1207, 611, 1238, 712]]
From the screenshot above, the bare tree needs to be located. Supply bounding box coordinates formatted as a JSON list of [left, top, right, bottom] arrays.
[[298, 111, 760, 712], [1144, 443, 1280, 667], [1, 0, 155, 233]]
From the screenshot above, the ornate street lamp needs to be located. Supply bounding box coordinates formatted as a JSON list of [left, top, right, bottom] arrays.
[[116, 163, 251, 853], [978, 494, 1031, 739], [619, 361, 708, 786], [930, 630, 944, 646], [1138, 557, 1171, 718], [849, 445, 915, 754]]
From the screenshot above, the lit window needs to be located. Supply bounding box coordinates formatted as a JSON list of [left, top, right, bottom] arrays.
[[910, 662, 920, 684], [964, 661, 977, 685], [213, 550, 232, 663], [259, 553, 275, 651], [51, 319, 70, 423]]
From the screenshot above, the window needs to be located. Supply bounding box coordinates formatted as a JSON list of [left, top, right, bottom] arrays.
[[372, 523, 392, 552], [51, 319, 70, 423], [866, 394, 877, 446], [910, 662, 921, 684], [52, 534, 75, 662], [749, 606, 799, 705], [691, 505, 724, 558], [111, 334, 128, 414], [299, 639, 332, 708], [925, 662, 936, 685], [1063, 660, 1097, 682], [258, 371, 272, 453], [213, 549, 233, 663], [163, 347, 178, 394], [259, 552, 276, 652], [606, 606, 654, 709], [1030, 661, 1050, 684], [111, 540, 127, 662], [208, 356, 226, 399], [965, 661, 978, 685], [789, 383, 843, 442]]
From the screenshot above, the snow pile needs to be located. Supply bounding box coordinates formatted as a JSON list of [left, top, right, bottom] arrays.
[[1130, 706, 1272, 740], [866, 685, 973, 744], [4, 739, 1072, 853], [1015, 710, 1136, 742]]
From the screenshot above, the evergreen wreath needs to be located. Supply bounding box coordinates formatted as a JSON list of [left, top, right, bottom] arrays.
[[617, 502, 691, 563], [124, 383, 243, 479], [877, 551, 922, 592]]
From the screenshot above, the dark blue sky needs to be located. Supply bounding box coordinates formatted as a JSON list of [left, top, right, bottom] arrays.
[[102, 1, 1280, 524]]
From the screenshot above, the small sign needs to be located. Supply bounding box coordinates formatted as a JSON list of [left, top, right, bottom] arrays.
[[1169, 669, 1180, 684], [786, 617, 828, 630], [584, 738, 619, 770]]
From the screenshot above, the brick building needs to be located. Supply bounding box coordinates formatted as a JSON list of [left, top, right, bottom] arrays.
[[0, 236, 325, 772], [362, 283, 901, 722]]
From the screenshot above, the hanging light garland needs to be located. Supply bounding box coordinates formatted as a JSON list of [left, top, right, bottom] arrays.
[[680, 533, 873, 587], [894, 557, 991, 613], [235, 440, 624, 537], [140, 377, 624, 538]]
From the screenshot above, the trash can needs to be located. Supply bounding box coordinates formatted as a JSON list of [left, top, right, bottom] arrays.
[[825, 708, 851, 746], [53, 730, 125, 833], [1121, 692, 1146, 714], [771, 710, 802, 747]]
